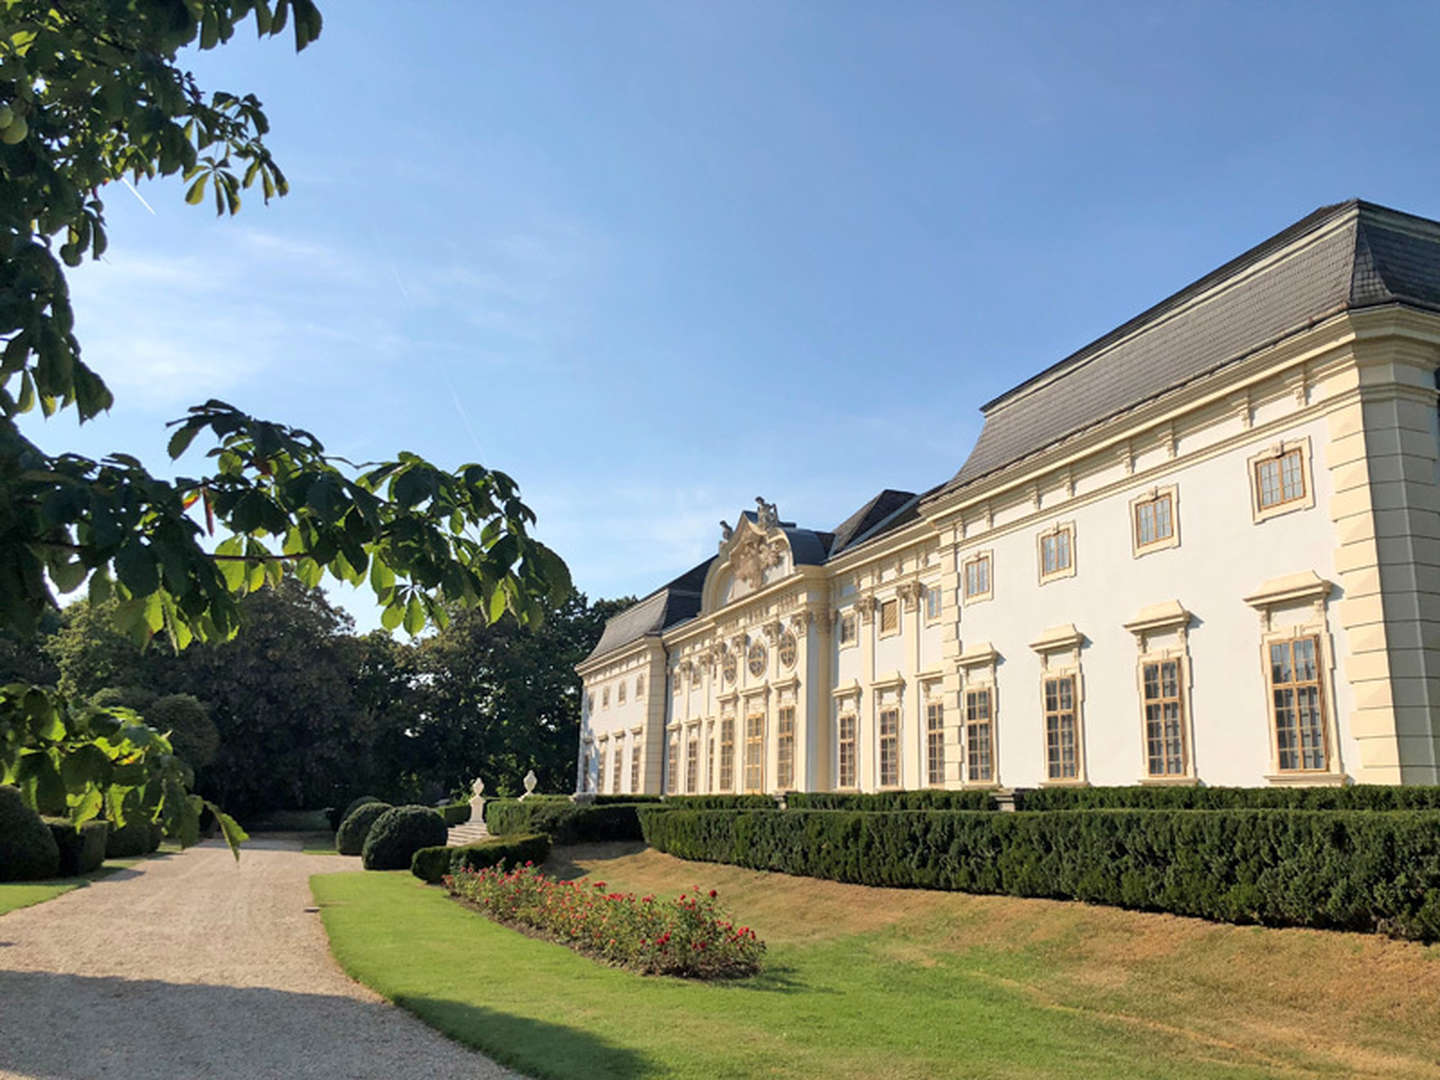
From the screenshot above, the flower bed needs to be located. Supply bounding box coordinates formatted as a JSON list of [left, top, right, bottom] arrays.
[[444, 863, 764, 978]]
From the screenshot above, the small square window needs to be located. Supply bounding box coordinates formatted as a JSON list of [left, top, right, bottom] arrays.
[[1037, 524, 1076, 584], [1249, 441, 1314, 523], [1131, 486, 1179, 556], [879, 598, 899, 636]]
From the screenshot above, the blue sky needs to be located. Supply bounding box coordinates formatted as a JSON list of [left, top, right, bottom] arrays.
[[27, 1, 1440, 630]]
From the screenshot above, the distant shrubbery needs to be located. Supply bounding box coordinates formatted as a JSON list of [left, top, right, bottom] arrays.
[[411, 833, 552, 884], [638, 807, 1440, 940], [43, 818, 108, 876], [485, 800, 651, 844], [440, 802, 471, 827], [446, 862, 764, 977], [104, 814, 162, 858], [0, 785, 59, 881]]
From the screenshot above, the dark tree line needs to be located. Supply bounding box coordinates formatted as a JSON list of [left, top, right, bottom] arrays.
[[2, 579, 629, 821]]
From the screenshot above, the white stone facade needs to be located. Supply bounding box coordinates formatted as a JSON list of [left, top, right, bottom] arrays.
[[576, 201, 1440, 795]]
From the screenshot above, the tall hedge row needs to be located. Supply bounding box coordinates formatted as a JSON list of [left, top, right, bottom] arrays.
[[661, 794, 776, 810], [484, 800, 652, 844], [637, 807, 1440, 940], [1011, 784, 1440, 812], [786, 790, 996, 811]]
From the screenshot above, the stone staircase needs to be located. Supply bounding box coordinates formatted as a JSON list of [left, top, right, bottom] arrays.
[[447, 820, 489, 846]]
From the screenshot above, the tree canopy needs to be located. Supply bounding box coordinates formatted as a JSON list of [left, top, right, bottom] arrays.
[[0, 1, 570, 851]]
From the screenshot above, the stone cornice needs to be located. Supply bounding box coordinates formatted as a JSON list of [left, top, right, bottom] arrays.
[[575, 636, 666, 679]]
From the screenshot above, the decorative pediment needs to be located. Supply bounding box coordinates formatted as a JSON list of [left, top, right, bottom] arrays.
[[711, 498, 794, 604]]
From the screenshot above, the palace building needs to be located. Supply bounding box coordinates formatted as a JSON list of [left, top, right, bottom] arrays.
[[574, 199, 1440, 797]]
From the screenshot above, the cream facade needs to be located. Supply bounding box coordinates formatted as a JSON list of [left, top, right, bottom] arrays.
[[575, 200, 1440, 796]]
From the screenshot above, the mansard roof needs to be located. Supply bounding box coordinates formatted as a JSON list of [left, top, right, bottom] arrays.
[[940, 199, 1440, 495], [828, 489, 917, 555], [584, 558, 712, 663]]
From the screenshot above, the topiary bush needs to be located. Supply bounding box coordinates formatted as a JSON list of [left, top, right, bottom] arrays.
[[591, 794, 663, 805], [485, 800, 652, 844], [104, 815, 163, 857], [146, 694, 220, 769], [42, 818, 109, 876], [410, 833, 552, 883], [637, 807, 1440, 941], [329, 795, 382, 833], [786, 790, 996, 811], [336, 801, 393, 856], [0, 785, 60, 881], [441, 801, 471, 827], [362, 805, 447, 870]]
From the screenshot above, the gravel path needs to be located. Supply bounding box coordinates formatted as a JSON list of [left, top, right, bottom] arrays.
[[0, 835, 517, 1080]]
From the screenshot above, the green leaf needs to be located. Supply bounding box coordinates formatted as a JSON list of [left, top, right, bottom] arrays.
[[167, 422, 203, 459], [402, 592, 425, 635], [185, 173, 209, 205], [211, 803, 249, 861], [380, 600, 403, 631]]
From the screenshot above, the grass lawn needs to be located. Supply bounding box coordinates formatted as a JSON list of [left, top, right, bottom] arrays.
[[313, 844, 1440, 1080], [0, 859, 141, 916]]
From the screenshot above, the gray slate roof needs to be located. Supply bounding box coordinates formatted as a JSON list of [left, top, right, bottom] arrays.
[[941, 200, 1440, 494], [584, 558, 711, 662]]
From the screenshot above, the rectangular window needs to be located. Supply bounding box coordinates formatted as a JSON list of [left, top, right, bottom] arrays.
[[636, 675, 646, 699], [744, 713, 764, 793], [965, 688, 994, 783], [1043, 675, 1079, 780], [685, 731, 699, 793], [719, 719, 735, 791], [666, 737, 679, 795], [776, 706, 795, 790], [630, 740, 641, 793], [580, 750, 591, 793], [839, 612, 857, 645], [964, 554, 991, 600], [612, 741, 625, 793], [706, 736, 714, 792], [1142, 660, 1186, 776], [1256, 449, 1306, 512], [602, 687, 610, 708], [1134, 493, 1174, 549], [617, 681, 626, 705], [597, 745, 608, 794], [878, 707, 900, 787], [1270, 636, 1327, 771], [838, 713, 857, 788], [880, 598, 899, 636], [1041, 530, 1072, 577], [926, 700, 945, 786], [925, 587, 943, 621]]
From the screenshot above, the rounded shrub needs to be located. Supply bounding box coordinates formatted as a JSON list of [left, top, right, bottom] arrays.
[[147, 694, 220, 768], [330, 794, 381, 832], [43, 818, 109, 876], [336, 801, 393, 856], [362, 805, 447, 870], [0, 785, 61, 881]]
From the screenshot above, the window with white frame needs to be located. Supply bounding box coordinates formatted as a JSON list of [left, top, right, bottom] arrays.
[[925, 586, 943, 622], [617, 681, 626, 705], [666, 734, 679, 795], [837, 712, 857, 788], [963, 552, 993, 602], [1037, 524, 1076, 583], [719, 717, 735, 790], [776, 705, 795, 790], [744, 712, 765, 792], [685, 728, 700, 792], [878, 707, 900, 787], [926, 697, 945, 786], [965, 688, 994, 783], [629, 736, 641, 792]]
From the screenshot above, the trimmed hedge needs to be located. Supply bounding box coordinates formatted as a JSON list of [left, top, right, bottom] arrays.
[[786, 790, 997, 811], [411, 833, 552, 883], [329, 795, 382, 832], [591, 794, 664, 805], [43, 818, 109, 876], [362, 805, 448, 870], [336, 801, 393, 856], [485, 800, 651, 844], [662, 794, 776, 810], [441, 801, 471, 827], [637, 807, 1440, 940], [105, 815, 162, 858], [1011, 784, 1440, 812], [0, 785, 60, 881]]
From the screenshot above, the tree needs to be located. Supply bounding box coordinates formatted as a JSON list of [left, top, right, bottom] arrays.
[[0, 2, 569, 851], [402, 593, 632, 797]]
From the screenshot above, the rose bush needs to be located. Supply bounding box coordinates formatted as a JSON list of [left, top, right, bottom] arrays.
[[445, 863, 764, 978]]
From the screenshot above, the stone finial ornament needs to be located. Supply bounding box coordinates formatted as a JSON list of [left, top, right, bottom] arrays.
[[523, 769, 538, 796], [471, 777, 485, 799]]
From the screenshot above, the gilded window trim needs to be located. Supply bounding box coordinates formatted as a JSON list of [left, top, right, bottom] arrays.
[[961, 549, 994, 605], [1129, 483, 1181, 558], [1036, 521, 1077, 585], [1248, 436, 1315, 524]]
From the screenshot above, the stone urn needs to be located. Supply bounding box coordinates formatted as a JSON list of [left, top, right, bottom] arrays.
[[468, 777, 485, 818], [519, 769, 538, 800]]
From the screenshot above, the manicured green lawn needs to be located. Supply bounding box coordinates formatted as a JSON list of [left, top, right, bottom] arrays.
[[314, 867, 1345, 1079], [0, 861, 134, 916]]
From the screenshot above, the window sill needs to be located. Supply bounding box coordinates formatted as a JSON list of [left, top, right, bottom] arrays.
[[1138, 775, 1197, 787], [1264, 771, 1347, 787], [1039, 778, 1089, 788]]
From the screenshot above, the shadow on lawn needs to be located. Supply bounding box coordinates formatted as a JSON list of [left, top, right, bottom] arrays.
[[0, 970, 657, 1079], [546, 841, 648, 881]]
